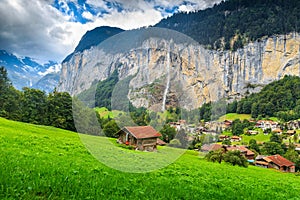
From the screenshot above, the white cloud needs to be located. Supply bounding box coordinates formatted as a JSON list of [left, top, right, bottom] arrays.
[[82, 11, 94, 20], [0, 0, 222, 63]]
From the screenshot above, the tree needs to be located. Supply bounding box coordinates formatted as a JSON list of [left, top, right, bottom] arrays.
[[21, 88, 48, 125], [205, 149, 224, 164], [222, 139, 231, 145], [160, 124, 176, 143], [262, 142, 285, 155], [270, 132, 282, 143], [249, 139, 260, 153], [232, 119, 244, 136], [102, 120, 119, 138], [223, 150, 248, 167], [47, 91, 75, 131], [284, 149, 300, 171]]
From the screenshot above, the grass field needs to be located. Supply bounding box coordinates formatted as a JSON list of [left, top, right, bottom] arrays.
[[218, 113, 252, 122], [241, 133, 270, 144], [1, 117, 300, 199]]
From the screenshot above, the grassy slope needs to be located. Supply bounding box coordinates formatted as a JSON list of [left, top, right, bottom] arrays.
[[1, 118, 300, 199], [218, 113, 252, 122]]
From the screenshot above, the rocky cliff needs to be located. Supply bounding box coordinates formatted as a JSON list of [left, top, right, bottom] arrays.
[[58, 29, 300, 110]]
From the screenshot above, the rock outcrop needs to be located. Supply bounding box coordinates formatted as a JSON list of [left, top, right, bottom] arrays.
[[58, 30, 300, 110]]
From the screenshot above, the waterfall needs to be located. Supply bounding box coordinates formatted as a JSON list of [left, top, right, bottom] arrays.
[[162, 44, 170, 112]]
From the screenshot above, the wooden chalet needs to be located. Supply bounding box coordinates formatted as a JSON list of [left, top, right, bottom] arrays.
[[286, 130, 296, 135], [255, 155, 295, 173], [231, 136, 242, 142], [225, 145, 255, 160], [117, 126, 162, 151], [201, 143, 223, 152]]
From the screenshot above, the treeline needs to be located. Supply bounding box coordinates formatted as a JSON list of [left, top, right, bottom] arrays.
[[197, 76, 300, 122], [156, 0, 300, 51], [227, 75, 300, 121], [0, 66, 75, 131]]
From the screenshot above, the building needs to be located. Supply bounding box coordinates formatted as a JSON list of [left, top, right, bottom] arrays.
[[255, 155, 295, 173], [201, 143, 223, 152], [255, 120, 278, 131], [219, 135, 230, 141], [117, 126, 162, 151], [286, 130, 296, 135], [231, 136, 242, 142], [225, 145, 255, 160]]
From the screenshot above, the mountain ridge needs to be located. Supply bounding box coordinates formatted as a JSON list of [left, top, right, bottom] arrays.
[[58, 0, 300, 110], [0, 50, 60, 92]]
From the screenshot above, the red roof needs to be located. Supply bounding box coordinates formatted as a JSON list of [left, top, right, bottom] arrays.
[[157, 138, 166, 146], [264, 155, 295, 167], [123, 126, 162, 139], [227, 146, 255, 156], [201, 143, 222, 151]]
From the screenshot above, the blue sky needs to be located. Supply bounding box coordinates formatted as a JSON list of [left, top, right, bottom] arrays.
[[0, 0, 221, 63]]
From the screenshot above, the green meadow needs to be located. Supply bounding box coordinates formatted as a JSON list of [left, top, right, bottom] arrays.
[[218, 113, 252, 122], [1, 117, 300, 199]]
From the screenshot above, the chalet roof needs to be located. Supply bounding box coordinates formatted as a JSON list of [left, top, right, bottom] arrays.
[[231, 136, 241, 139], [227, 146, 255, 156], [286, 130, 296, 134], [264, 155, 295, 167], [273, 128, 282, 133], [157, 138, 166, 146], [255, 161, 269, 166], [201, 143, 222, 151], [122, 126, 162, 139]]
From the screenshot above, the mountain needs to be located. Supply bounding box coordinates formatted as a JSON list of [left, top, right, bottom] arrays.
[[156, 0, 300, 51], [63, 26, 124, 63], [58, 0, 300, 110], [0, 50, 60, 92]]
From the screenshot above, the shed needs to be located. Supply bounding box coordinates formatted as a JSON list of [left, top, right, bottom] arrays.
[[117, 126, 162, 151]]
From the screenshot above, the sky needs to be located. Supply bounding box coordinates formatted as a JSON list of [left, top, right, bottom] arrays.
[[0, 0, 221, 63]]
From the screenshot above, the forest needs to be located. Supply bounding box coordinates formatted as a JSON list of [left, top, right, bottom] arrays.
[[156, 0, 300, 51]]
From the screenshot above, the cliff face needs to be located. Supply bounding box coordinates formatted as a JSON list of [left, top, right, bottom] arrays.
[[58, 32, 300, 110]]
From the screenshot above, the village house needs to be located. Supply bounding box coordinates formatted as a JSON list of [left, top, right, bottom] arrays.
[[201, 143, 223, 152], [287, 120, 300, 130], [230, 136, 242, 142], [255, 120, 278, 131], [247, 130, 259, 135], [255, 155, 295, 173], [224, 120, 233, 128], [219, 135, 230, 141], [286, 130, 296, 135], [225, 145, 255, 160], [201, 144, 255, 161], [117, 126, 162, 151], [272, 128, 283, 135]]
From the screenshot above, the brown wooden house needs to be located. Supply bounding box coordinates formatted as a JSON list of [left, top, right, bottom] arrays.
[[255, 154, 295, 173], [225, 145, 255, 160], [117, 126, 162, 151]]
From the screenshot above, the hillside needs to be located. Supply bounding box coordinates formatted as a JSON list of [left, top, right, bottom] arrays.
[[156, 0, 300, 50], [1, 117, 300, 199], [59, 1, 300, 110]]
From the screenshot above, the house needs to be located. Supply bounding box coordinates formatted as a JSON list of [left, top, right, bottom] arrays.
[[219, 135, 230, 141], [117, 126, 162, 151], [255, 155, 295, 173], [287, 120, 300, 130], [157, 138, 166, 146], [247, 130, 258, 135], [286, 130, 296, 135], [201, 143, 223, 152], [255, 120, 278, 131], [272, 128, 283, 135], [224, 120, 233, 128], [225, 145, 255, 160], [231, 136, 242, 142]]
